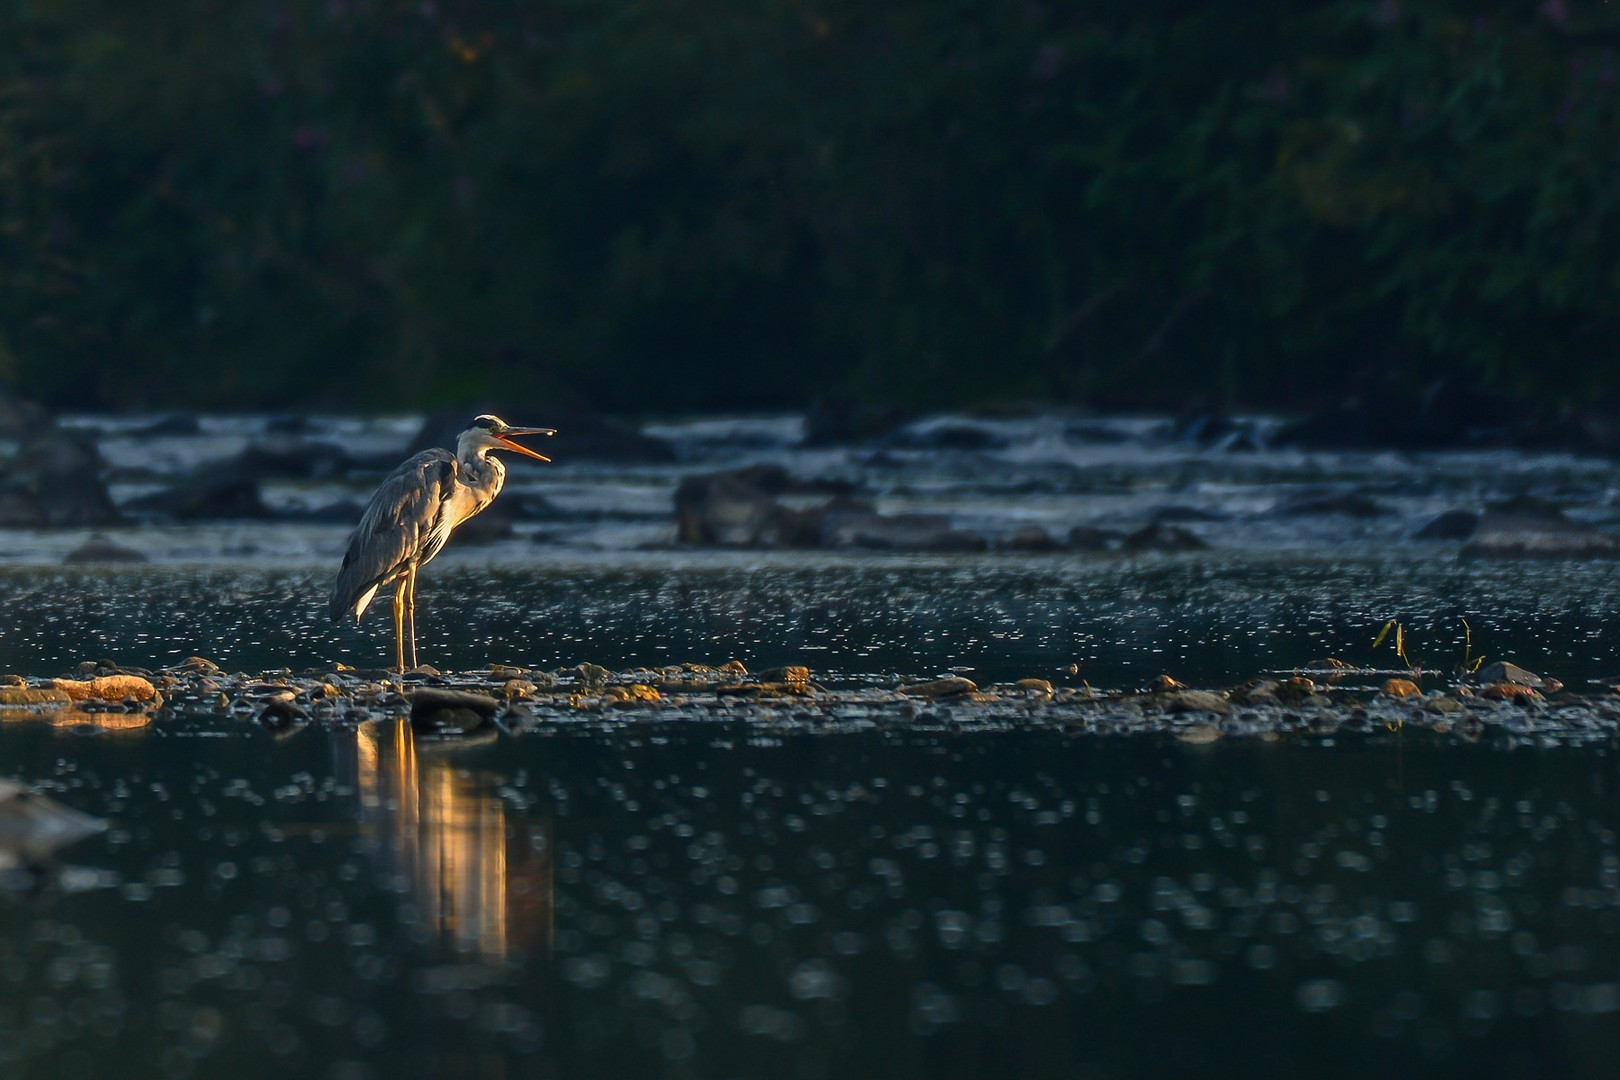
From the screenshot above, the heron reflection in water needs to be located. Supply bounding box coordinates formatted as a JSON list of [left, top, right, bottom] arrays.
[[347, 720, 552, 961], [330, 415, 555, 672]]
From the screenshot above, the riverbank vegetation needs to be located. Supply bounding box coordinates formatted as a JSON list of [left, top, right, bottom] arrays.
[[2, 1, 1617, 412]]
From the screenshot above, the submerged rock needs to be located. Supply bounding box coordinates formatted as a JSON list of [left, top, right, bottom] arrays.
[[0, 779, 106, 870], [63, 533, 148, 564]]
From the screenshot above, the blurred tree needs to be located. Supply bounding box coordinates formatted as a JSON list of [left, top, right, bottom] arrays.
[[0, 0, 1616, 412]]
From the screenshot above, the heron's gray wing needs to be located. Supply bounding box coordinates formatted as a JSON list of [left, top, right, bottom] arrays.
[[329, 449, 458, 623]]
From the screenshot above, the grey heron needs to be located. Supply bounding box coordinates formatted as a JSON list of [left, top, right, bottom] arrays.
[[329, 414, 555, 672]]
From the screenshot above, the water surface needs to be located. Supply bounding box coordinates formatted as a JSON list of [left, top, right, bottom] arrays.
[[2, 719, 1618, 1079]]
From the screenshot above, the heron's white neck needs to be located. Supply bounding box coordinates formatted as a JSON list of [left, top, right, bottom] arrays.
[[455, 438, 506, 494]]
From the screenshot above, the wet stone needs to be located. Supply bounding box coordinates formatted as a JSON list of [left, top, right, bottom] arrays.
[[62, 533, 148, 564], [408, 688, 501, 734], [897, 677, 978, 699]]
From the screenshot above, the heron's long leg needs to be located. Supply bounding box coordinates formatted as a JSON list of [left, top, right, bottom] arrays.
[[391, 583, 406, 674], [404, 565, 419, 671]]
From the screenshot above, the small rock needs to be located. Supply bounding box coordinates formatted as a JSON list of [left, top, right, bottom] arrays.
[[1013, 678, 1055, 698], [1412, 510, 1480, 541], [1230, 679, 1281, 706], [1000, 526, 1061, 552], [1382, 678, 1421, 698], [1163, 690, 1233, 715], [63, 534, 147, 564], [898, 677, 977, 699], [1475, 661, 1543, 688], [1123, 524, 1208, 551], [47, 675, 160, 704], [574, 663, 614, 688], [256, 698, 308, 732], [408, 688, 500, 734]]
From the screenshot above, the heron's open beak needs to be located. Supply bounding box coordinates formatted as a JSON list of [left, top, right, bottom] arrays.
[[496, 426, 557, 463]]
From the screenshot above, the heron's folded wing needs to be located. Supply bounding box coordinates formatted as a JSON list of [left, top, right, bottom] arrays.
[[329, 451, 457, 622]]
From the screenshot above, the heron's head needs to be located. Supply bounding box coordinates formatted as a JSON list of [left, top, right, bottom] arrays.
[[458, 414, 557, 462]]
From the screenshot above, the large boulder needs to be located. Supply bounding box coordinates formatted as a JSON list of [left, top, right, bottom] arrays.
[[1460, 496, 1620, 559], [674, 466, 805, 546], [0, 429, 121, 527], [123, 479, 273, 520]]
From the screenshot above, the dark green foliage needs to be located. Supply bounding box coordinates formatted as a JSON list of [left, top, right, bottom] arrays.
[[1, 0, 1617, 411]]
